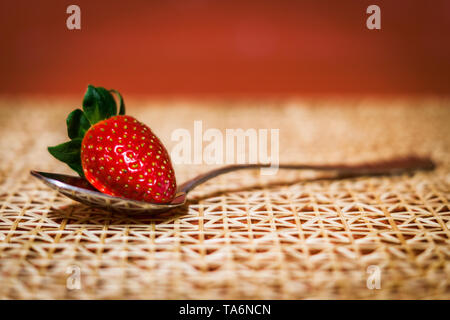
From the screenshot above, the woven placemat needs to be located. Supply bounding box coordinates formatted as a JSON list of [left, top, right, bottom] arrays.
[[0, 98, 449, 299]]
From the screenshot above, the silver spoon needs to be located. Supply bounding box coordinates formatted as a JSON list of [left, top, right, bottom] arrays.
[[31, 156, 435, 214]]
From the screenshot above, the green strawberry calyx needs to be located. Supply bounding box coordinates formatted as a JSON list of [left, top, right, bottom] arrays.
[[48, 85, 126, 177]]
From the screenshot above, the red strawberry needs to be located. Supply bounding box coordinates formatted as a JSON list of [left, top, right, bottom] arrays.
[[81, 115, 176, 202], [48, 85, 177, 204]]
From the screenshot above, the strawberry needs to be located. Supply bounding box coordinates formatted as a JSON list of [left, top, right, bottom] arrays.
[[48, 85, 177, 203]]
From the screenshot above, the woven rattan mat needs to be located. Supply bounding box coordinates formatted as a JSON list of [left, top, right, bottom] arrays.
[[0, 98, 449, 299]]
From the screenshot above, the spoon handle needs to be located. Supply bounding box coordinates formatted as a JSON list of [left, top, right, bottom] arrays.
[[177, 156, 435, 194]]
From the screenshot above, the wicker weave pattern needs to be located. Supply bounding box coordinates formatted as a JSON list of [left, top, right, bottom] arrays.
[[0, 99, 449, 299]]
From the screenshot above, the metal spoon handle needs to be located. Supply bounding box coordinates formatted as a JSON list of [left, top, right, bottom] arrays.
[[178, 156, 435, 194]]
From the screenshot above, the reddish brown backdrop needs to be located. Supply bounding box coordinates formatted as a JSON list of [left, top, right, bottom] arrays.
[[1, 0, 449, 96]]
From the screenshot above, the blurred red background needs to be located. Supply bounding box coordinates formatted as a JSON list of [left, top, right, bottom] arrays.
[[1, 0, 450, 96]]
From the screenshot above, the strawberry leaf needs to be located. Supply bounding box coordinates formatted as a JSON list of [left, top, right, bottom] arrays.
[[110, 89, 125, 115], [96, 86, 117, 116], [67, 109, 90, 140], [48, 138, 84, 177], [82, 85, 117, 124], [48, 85, 126, 177]]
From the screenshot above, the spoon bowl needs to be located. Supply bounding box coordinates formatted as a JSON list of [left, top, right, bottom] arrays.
[[31, 171, 186, 214], [31, 156, 435, 215]]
